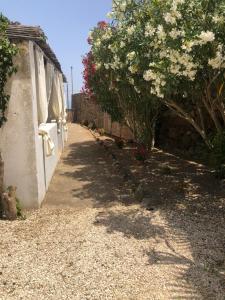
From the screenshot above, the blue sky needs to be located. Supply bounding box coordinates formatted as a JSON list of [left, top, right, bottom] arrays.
[[1, 0, 112, 104]]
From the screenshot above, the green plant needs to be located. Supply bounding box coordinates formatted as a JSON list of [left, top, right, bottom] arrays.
[[98, 128, 105, 136], [0, 14, 18, 127], [133, 145, 148, 162], [115, 138, 124, 149], [84, 0, 225, 149], [16, 198, 26, 219], [209, 131, 225, 167], [82, 120, 89, 127]]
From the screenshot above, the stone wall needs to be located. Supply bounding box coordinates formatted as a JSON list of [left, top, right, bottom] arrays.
[[156, 109, 203, 155], [72, 93, 134, 140], [66, 109, 75, 123], [72, 94, 202, 151]]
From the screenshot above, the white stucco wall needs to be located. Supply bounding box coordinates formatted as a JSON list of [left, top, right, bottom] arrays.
[[0, 41, 41, 208], [0, 41, 66, 209], [39, 123, 59, 188]]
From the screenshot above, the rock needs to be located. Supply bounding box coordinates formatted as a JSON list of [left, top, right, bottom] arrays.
[[134, 183, 145, 202], [2, 186, 17, 220], [141, 197, 155, 211]]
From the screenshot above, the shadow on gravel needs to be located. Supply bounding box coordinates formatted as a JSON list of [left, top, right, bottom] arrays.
[[62, 140, 138, 207], [62, 135, 225, 299], [94, 209, 165, 240]]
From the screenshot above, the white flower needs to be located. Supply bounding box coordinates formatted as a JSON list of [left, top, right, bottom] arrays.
[[169, 29, 183, 39], [198, 31, 215, 44], [156, 25, 166, 40], [95, 39, 101, 47], [127, 51, 136, 61], [143, 70, 157, 81], [120, 41, 125, 48], [108, 44, 117, 53], [106, 12, 114, 19], [102, 29, 112, 40], [128, 77, 135, 85], [128, 65, 138, 74], [145, 23, 155, 37], [208, 49, 225, 69], [127, 25, 136, 35], [119, 2, 127, 12], [181, 41, 194, 52], [173, 0, 185, 4], [164, 13, 176, 24], [104, 63, 110, 70], [96, 63, 102, 70], [212, 15, 224, 24]]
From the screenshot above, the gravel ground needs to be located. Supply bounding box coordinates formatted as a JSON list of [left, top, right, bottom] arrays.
[[0, 124, 225, 300]]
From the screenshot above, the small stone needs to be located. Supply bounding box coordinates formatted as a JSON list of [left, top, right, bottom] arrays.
[[134, 183, 145, 202]]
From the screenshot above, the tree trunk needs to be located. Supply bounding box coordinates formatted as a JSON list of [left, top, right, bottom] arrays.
[[164, 99, 212, 149]]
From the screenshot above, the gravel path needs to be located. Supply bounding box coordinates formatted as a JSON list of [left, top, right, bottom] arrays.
[[0, 124, 224, 300]]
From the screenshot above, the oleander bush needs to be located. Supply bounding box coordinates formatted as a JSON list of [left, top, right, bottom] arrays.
[[82, 0, 225, 166]]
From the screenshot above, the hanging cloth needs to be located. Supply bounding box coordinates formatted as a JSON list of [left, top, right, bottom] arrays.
[[49, 71, 63, 121], [45, 62, 54, 104], [38, 129, 55, 156], [35, 47, 48, 124]]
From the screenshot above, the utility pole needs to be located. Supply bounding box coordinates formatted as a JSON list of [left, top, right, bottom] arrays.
[[71, 66, 74, 93], [66, 83, 69, 109], [70, 66, 74, 110]]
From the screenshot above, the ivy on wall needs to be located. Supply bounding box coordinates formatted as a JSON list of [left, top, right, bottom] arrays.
[[0, 14, 17, 127]]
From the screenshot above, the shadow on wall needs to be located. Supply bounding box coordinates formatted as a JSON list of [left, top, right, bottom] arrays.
[[61, 137, 225, 299]]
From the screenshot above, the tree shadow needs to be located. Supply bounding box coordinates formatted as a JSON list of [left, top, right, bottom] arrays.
[[56, 128, 225, 298], [60, 139, 136, 208], [94, 209, 165, 240]]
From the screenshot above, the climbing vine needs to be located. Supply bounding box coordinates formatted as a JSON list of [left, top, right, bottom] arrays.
[[0, 14, 17, 127]]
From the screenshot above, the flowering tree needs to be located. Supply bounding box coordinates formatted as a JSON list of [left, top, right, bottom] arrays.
[[84, 20, 160, 147], [83, 0, 225, 150], [109, 0, 225, 147]]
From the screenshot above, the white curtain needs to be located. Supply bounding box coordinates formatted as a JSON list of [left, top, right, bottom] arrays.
[[59, 73, 67, 121], [50, 71, 63, 121], [35, 47, 48, 124], [45, 62, 54, 104]]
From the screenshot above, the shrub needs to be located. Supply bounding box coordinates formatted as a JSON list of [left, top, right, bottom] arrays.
[[208, 130, 225, 169], [115, 138, 124, 149], [97, 128, 105, 136], [133, 145, 148, 162]]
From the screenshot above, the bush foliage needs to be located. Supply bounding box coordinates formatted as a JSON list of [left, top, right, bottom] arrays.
[[82, 0, 225, 167], [0, 14, 17, 127]]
